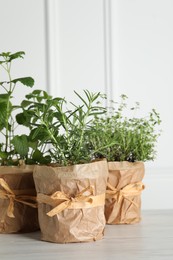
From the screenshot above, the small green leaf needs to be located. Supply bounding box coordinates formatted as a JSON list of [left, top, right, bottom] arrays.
[[39, 155, 51, 164], [11, 77, 34, 87], [32, 149, 51, 164], [16, 110, 36, 127], [29, 127, 48, 141], [11, 135, 29, 157], [21, 100, 33, 107], [32, 89, 43, 95], [0, 151, 8, 159], [0, 103, 7, 125], [0, 94, 10, 102], [9, 51, 25, 61], [0, 52, 11, 58], [32, 149, 43, 161], [28, 140, 38, 150], [16, 112, 27, 125]]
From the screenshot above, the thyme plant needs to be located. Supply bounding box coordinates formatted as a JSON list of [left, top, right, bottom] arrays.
[[89, 94, 161, 162]]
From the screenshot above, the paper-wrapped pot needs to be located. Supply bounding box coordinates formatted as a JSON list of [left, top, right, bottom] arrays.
[[0, 165, 39, 233], [33, 160, 108, 243], [105, 161, 145, 224]]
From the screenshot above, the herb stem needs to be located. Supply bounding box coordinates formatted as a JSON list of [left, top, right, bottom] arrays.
[[4, 60, 12, 152]]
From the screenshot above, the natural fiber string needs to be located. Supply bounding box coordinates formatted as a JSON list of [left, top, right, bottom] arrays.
[[106, 182, 145, 207], [0, 178, 37, 221], [37, 186, 105, 217]]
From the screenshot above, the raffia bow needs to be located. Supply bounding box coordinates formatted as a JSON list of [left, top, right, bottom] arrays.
[[106, 182, 145, 207], [0, 178, 37, 220], [37, 186, 105, 217]]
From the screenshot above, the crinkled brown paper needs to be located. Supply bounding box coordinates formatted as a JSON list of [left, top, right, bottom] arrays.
[[105, 161, 145, 224], [0, 165, 39, 233], [33, 160, 108, 243]]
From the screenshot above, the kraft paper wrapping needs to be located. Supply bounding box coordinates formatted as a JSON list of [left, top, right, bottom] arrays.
[[105, 161, 145, 224], [33, 160, 108, 243], [0, 166, 39, 233]]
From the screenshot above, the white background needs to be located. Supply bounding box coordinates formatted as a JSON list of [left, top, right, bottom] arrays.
[[0, 0, 173, 209]]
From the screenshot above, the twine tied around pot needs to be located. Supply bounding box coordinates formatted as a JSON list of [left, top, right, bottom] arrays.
[[37, 186, 106, 217], [106, 182, 145, 207], [0, 178, 37, 221]]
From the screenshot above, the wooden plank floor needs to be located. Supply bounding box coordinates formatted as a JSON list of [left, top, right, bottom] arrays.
[[0, 210, 173, 260]]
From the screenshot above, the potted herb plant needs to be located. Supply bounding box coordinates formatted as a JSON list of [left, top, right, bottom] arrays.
[[17, 89, 109, 243], [88, 94, 161, 224], [0, 51, 39, 233]]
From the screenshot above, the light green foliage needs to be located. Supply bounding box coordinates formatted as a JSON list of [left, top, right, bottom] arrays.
[[88, 95, 161, 162], [17, 89, 161, 165], [1, 51, 161, 166]]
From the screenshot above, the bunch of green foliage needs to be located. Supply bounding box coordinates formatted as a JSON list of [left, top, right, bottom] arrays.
[[88, 94, 161, 162], [0, 51, 161, 166], [0, 51, 35, 165], [16, 89, 106, 166]]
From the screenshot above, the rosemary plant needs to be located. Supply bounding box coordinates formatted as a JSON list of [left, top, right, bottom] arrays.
[[16, 89, 106, 166]]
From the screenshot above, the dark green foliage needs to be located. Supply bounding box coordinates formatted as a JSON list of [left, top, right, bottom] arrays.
[[18, 89, 106, 166], [0, 51, 35, 165]]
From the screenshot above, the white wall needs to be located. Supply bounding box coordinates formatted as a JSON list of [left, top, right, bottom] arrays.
[[47, 0, 173, 209], [46, 0, 106, 105], [1, 0, 172, 209], [0, 0, 47, 104], [111, 0, 173, 168], [111, 0, 173, 209], [0, 0, 47, 138]]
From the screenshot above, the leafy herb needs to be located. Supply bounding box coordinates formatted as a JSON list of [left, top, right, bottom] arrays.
[[0, 51, 34, 165], [18, 89, 106, 166], [88, 95, 161, 162]]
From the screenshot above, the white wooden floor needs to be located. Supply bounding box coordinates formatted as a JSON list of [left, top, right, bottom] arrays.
[[0, 210, 173, 260]]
